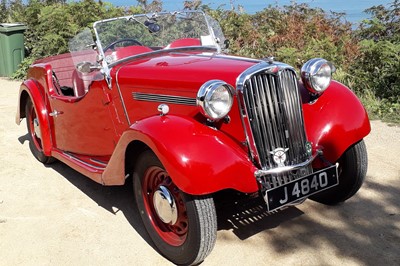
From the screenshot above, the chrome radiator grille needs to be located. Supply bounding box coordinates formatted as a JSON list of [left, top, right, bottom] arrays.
[[238, 65, 311, 189]]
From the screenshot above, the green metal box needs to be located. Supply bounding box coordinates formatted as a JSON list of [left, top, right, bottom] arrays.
[[0, 23, 27, 77]]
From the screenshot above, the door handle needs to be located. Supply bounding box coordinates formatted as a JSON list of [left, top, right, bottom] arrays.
[[49, 110, 63, 117]]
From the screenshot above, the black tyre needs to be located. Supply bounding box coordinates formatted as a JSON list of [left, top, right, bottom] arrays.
[[133, 150, 217, 265], [25, 98, 55, 164], [311, 140, 367, 205]]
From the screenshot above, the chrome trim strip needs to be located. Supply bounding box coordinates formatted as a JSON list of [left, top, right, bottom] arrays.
[[116, 68, 131, 125], [90, 158, 108, 167], [254, 151, 320, 177], [133, 92, 196, 106], [214, 54, 262, 63], [191, 53, 263, 64], [64, 152, 106, 171], [236, 61, 296, 92]]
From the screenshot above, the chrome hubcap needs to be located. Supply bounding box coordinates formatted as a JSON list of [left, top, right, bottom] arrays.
[[33, 118, 42, 139], [153, 185, 178, 224]]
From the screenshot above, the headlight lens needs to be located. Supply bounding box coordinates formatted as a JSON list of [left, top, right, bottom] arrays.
[[301, 58, 334, 95], [197, 80, 234, 120]]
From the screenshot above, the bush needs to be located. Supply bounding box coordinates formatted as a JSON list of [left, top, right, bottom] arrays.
[[1, 0, 399, 123], [350, 0, 400, 122], [207, 3, 358, 69], [11, 57, 34, 80], [351, 39, 400, 101]]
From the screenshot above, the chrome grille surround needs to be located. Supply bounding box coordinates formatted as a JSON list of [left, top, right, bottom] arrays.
[[236, 62, 312, 190]]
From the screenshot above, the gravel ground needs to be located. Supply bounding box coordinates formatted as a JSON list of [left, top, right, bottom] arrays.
[[0, 77, 399, 265]]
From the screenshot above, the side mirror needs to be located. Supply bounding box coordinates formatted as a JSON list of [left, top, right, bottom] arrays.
[[76, 61, 101, 74], [144, 20, 161, 33], [224, 39, 230, 49]]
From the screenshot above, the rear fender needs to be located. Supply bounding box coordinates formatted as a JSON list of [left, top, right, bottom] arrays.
[[16, 79, 53, 155], [303, 81, 371, 164], [102, 115, 259, 195]]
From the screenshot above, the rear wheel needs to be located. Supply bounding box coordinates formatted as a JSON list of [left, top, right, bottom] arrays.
[[25, 98, 54, 164], [133, 150, 217, 265], [311, 140, 367, 205]]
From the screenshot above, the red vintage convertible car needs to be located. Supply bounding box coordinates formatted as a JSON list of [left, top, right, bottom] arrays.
[[16, 11, 370, 265]]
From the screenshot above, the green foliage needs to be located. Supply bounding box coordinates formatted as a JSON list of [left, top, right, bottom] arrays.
[[1, 0, 399, 123], [358, 0, 399, 42], [33, 5, 77, 56], [351, 39, 400, 100], [207, 3, 357, 69], [185, 0, 400, 123], [1, 0, 126, 58], [10, 57, 35, 80], [357, 90, 400, 124], [0, 0, 7, 22], [349, 0, 400, 122]]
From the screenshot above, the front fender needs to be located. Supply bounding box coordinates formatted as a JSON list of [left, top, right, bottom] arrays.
[[103, 115, 259, 195], [303, 80, 371, 164], [16, 79, 53, 156]]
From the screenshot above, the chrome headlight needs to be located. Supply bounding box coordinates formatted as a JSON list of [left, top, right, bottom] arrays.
[[197, 80, 234, 121], [301, 58, 334, 95]]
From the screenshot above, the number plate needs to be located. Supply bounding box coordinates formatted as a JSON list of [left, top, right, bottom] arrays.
[[264, 165, 338, 211]]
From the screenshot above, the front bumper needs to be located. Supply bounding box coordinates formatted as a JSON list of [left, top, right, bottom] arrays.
[[255, 150, 339, 212]]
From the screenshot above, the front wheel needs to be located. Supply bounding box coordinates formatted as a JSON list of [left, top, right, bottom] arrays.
[[133, 150, 217, 265], [311, 140, 368, 205]]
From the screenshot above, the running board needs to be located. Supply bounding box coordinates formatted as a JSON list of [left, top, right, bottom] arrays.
[[52, 150, 108, 185]]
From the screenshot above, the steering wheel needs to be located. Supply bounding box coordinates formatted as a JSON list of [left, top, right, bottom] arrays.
[[103, 38, 143, 52]]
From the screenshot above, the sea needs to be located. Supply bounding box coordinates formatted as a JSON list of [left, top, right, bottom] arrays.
[[109, 0, 393, 24]]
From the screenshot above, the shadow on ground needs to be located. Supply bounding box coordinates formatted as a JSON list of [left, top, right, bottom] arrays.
[[20, 140, 399, 266], [40, 159, 304, 258], [218, 178, 400, 266], [46, 161, 156, 245], [214, 190, 304, 240]]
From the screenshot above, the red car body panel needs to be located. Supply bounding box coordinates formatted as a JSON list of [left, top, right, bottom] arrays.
[[113, 54, 255, 142], [17, 78, 53, 155], [102, 115, 259, 194], [48, 81, 116, 155], [302, 81, 371, 166], [16, 49, 370, 195]]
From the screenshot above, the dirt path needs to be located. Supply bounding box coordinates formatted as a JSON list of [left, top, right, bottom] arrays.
[[0, 77, 399, 265]]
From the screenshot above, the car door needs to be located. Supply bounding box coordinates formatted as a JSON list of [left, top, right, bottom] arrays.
[[49, 78, 117, 156]]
